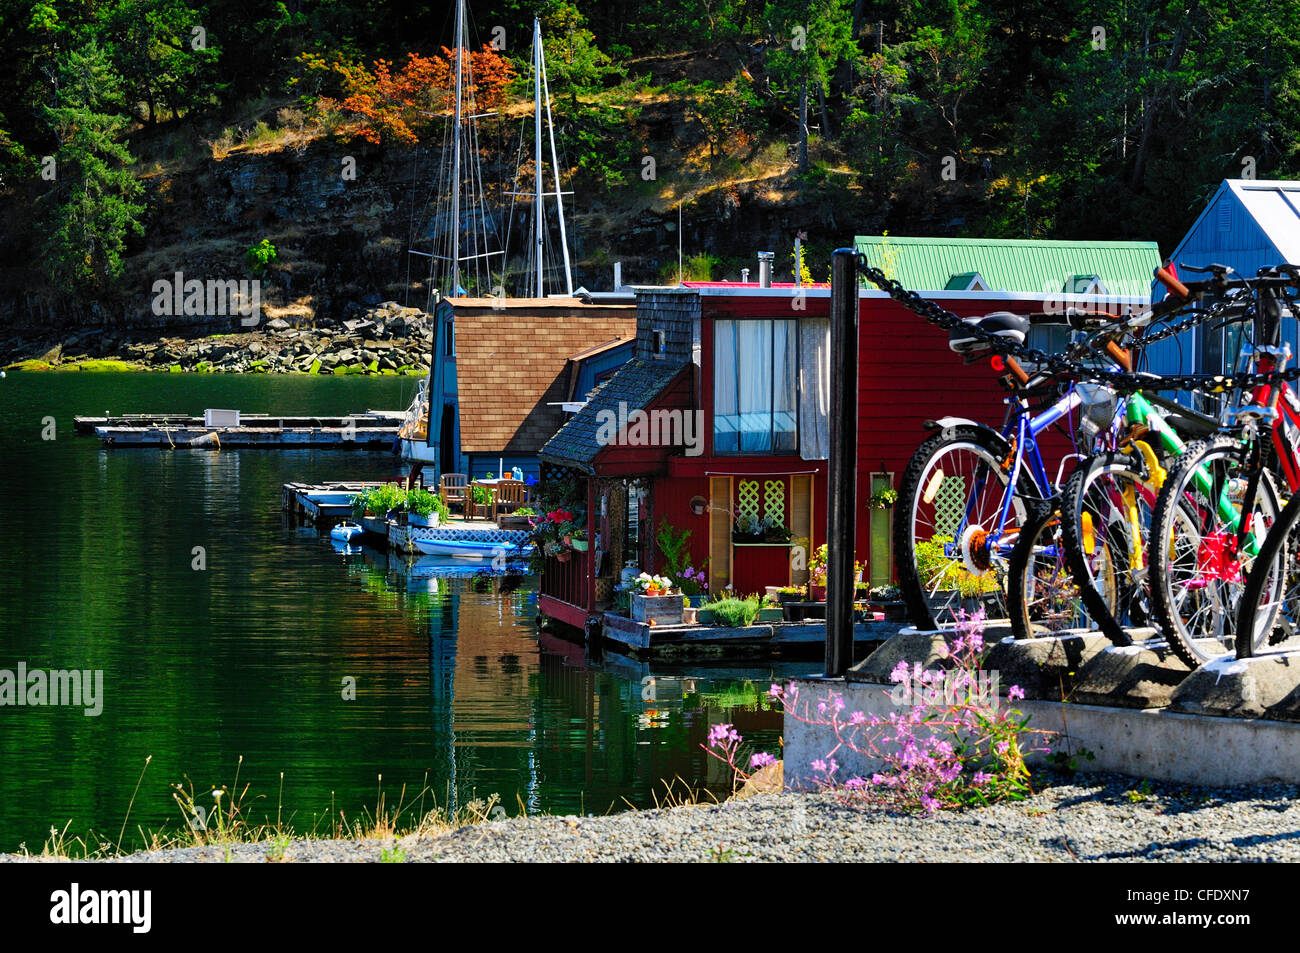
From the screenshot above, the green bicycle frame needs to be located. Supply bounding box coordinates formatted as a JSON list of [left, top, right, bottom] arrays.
[[1126, 391, 1263, 551]]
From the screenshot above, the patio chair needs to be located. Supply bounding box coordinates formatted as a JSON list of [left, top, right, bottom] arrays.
[[439, 473, 468, 514], [491, 480, 529, 520]]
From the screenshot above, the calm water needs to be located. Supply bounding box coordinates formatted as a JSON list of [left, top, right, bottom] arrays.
[[0, 372, 791, 851]]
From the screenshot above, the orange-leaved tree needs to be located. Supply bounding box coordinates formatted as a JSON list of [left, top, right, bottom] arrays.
[[297, 48, 514, 145]]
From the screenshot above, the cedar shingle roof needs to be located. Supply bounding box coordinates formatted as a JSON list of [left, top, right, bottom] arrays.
[[452, 300, 634, 454], [540, 359, 689, 473]]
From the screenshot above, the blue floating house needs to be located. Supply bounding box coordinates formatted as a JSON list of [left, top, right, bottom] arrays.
[[1144, 179, 1300, 391]]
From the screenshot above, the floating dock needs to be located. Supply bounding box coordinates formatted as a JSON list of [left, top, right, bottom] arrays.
[[79, 410, 405, 449], [283, 481, 532, 556]]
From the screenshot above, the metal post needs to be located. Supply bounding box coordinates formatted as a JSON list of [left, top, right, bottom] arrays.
[[825, 248, 860, 676]]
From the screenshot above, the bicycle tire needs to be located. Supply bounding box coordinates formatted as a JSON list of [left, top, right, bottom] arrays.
[[1059, 451, 1158, 648], [1007, 502, 1104, 640], [1236, 489, 1300, 657], [894, 424, 1043, 630], [1148, 436, 1283, 668]]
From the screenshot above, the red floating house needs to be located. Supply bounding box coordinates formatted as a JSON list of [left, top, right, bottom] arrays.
[[536, 239, 1158, 632]]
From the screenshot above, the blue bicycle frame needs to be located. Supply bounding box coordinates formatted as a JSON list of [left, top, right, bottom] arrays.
[[943, 386, 1086, 564]]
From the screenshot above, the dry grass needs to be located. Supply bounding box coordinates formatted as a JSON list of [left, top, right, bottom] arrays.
[[13, 757, 518, 861]]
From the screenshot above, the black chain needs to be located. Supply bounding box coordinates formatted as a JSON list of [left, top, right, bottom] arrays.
[[858, 259, 1300, 396]]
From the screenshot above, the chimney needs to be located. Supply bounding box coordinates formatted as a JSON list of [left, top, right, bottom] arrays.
[[613, 261, 623, 291], [757, 251, 774, 288]]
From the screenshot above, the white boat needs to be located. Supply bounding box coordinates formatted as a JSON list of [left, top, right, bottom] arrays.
[[330, 521, 365, 544], [412, 537, 533, 560]]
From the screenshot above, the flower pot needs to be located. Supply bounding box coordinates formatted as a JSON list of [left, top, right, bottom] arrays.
[[571, 538, 588, 552], [689, 594, 708, 608], [777, 590, 801, 604], [630, 592, 684, 625], [683, 607, 698, 625], [696, 607, 715, 625], [557, 549, 572, 563], [810, 585, 827, 602], [409, 512, 439, 528], [757, 607, 783, 623], [562, 534, 572, 547]]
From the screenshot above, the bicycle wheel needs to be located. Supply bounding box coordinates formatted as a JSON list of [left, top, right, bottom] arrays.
[[1059, 451, 1161, 648], [1236, 490, 1300, 657], [1148, 436, 1284, 668], [1008, 502, 1106, 639], [894, 424, 1043, 630]]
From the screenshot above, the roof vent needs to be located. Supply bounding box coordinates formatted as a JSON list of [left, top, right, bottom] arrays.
[[757, 251, 774, 288]]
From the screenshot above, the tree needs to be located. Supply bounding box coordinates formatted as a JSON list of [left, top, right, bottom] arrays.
[[37, 41, 144, 293], [762, 0, 854, 171], [102, 0, 220, 124], [299, 47, 515, 145]]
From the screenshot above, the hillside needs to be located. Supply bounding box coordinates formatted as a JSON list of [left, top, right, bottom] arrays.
[[0, 0, 1295, 348]]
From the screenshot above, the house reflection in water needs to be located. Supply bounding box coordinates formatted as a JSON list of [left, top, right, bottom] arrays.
[[353, 556, 791, 815]]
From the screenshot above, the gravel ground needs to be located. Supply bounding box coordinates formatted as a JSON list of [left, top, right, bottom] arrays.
[[7, 771, 1300, 863]]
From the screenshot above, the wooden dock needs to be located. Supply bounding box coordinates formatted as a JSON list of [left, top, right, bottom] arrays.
[[79, 410, 405, 449], [596, 612, 902, 660]]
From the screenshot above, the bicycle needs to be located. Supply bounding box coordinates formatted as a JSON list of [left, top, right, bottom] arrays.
[[1148, 264, 1300, 667]]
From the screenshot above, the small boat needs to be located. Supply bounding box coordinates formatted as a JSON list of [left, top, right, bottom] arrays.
[[330, 521, 365, 544], [412, 537, 533, 560]]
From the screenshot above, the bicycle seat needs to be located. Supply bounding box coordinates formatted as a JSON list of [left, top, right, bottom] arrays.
[[948, 311, 1029, 354]]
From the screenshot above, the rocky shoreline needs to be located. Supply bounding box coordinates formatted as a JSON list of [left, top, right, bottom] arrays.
[[0, 301, 434, 376], [7, 771, 1300, 863]]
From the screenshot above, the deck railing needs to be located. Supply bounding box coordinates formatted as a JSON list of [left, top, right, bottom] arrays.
[[540, 549, 590, 610]]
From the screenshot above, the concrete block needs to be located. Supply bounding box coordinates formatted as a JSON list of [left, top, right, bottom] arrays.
[[981, 631, 1114, 701], [783, 675, 1300, 789], [1069, 642, 1191, 709], [1170, 651, 1300, 721], [846, 628, 954, 684]]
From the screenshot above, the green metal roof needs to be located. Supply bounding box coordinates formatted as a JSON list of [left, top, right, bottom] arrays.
[[854, 236, 1161, 297]]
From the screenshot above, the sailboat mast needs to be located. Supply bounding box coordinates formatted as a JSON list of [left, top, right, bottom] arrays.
[[451, 0, 464, 296], [539, 31, 573, 295], [533, 18, 544, 298]]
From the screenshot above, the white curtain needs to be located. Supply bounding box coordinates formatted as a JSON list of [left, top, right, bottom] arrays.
[[737, 321, 771, 452], [773, 320, 797, 452], [799, 318, 830, 460], [713, 320, 739, 452]]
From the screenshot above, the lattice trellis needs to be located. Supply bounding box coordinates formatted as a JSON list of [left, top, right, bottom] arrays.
[[764, 480, 785, 521], [934, 475, 968, 538], [737, 480, 760, 524]]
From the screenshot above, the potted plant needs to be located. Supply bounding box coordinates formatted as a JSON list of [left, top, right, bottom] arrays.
[[867, 486, 898, 510], [406, 487, 447, 528], [499, 504, 535, 531], [762, 515, 793, 544], [708, 596, 761, 628], [808, 544, 828, 601], [731, 512, 764, 544], [871, 585, 908, 622], [570, 528, 589, 552], [673, 566, 710, 606], [630, 573, 684, 625], [757, 593, 783, 623]]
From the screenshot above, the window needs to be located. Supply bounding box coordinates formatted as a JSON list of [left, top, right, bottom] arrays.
[[713, 318, 798, 453], [444, 316, 455, 357]]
